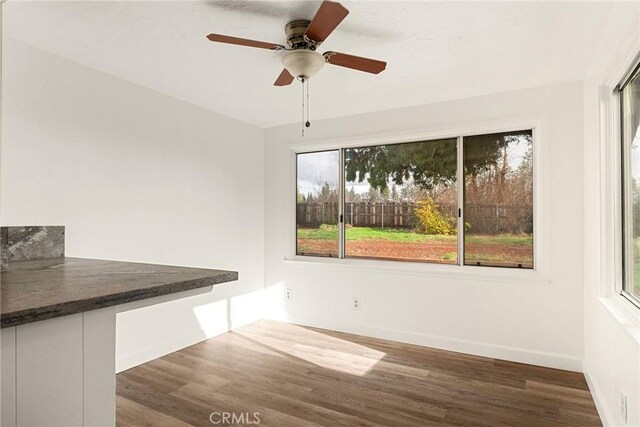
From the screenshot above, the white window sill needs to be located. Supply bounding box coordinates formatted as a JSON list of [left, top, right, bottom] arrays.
[[599, 294, 640, 344], [283, 256, 550, 285]]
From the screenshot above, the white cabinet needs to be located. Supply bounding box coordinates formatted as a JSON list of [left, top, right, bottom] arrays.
[[17, 314, 84, 426], [1, 308, 116, 427], [83, 308, 116, 427]]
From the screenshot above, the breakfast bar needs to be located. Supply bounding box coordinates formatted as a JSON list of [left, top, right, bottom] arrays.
[[0, 256, 238, 426]]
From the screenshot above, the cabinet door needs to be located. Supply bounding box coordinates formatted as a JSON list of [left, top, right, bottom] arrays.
[[17, 314, 83, 426], [83, 307, 117, 426]]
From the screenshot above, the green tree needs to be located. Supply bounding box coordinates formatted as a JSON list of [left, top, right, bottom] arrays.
[[315, 182, 338, 203], [345, 134, 520, 191]]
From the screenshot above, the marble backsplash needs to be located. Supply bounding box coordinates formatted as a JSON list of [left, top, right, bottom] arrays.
[[0, 226, 65, 271]]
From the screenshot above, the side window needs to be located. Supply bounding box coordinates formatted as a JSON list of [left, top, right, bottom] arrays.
[[621, 61, 640, 305]]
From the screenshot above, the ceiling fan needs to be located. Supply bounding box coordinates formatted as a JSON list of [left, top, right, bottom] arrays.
[[205, 1, 387, 86]]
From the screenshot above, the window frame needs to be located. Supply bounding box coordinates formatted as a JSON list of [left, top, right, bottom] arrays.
[[288, 120, 546, 283], [295, 148, 341, 258], [462, 130, 535, 269], [618, 55, 640, 309]]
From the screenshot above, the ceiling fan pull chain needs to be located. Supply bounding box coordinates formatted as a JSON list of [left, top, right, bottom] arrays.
[[301, 77, 305, 137], [306, 78, 311, 129]]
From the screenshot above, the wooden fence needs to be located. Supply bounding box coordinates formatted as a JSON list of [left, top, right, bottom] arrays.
[[296, 202, 532, 234]]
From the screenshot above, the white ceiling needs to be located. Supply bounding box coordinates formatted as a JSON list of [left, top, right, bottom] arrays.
[[4, 1, 613, 128]]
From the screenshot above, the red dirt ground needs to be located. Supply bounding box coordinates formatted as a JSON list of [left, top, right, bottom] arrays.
[[297, 239, 533, 268]]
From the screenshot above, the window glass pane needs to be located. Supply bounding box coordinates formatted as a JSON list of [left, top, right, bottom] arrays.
[[463, 131, 533, 268], [296, 150, 339, 257], [344, 139, 458, 263], [622, 65, 640, 302]]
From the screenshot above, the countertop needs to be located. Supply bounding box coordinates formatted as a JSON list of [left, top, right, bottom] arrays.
[[0, 257, 238, 328]]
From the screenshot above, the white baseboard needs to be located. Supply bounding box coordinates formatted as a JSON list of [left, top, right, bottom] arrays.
[[583, 359, 616, 427], [117, 309, 583, 374], [267, 312, 583, 372]]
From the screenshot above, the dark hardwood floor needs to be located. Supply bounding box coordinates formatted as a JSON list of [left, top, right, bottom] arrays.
[[116, 320, 601, 426]]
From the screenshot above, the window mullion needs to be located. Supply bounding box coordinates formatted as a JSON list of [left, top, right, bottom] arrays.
[[621, 90, 629, 292], [457, 136, 464, 266], [339, 148, 346, 259]]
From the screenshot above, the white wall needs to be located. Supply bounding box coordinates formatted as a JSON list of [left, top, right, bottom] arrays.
[[582, 4, 640, 426], [264, 81, 585, 371], [0, 39, 265, 371]]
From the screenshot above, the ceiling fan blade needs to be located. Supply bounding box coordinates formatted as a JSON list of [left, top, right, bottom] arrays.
[[324, 51, 387, 74], [274, 69, 295, 86], [206, 33, 284, 51], [304, 1, 349, 44]]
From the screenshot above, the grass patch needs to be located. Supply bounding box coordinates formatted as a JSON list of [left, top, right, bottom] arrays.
[[442, 252, 456, 260], [297, 225, 455, 243], [347, 227, 455, 243], [297, 225, 339, 240], [297, 226, 532, 246]]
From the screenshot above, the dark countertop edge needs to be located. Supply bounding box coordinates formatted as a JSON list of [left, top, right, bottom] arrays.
[[1, 271, 238, 329]]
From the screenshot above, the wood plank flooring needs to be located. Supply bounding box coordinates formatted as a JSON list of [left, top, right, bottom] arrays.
[[116, 320, 601, 426]]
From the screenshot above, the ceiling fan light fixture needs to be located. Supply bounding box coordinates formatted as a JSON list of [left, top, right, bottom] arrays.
[[281, 50, 325, 80]]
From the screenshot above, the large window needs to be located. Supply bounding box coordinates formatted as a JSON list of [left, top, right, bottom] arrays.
[[295, 130, 534, 269], [621, 60, 640, 305]]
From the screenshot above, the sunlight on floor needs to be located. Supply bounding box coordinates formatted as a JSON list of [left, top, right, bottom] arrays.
[[190, 290, 387, 376], [235, 323, 387, 376]]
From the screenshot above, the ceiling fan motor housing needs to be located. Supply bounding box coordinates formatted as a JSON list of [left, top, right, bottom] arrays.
[[285, 19, 313, 49], [281, 49, 325, 79]]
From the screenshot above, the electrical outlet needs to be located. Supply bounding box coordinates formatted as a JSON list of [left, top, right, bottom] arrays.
[[620, 391, 628, 424], [285, 289, 293, 301], [353, 297, 361, 310]]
